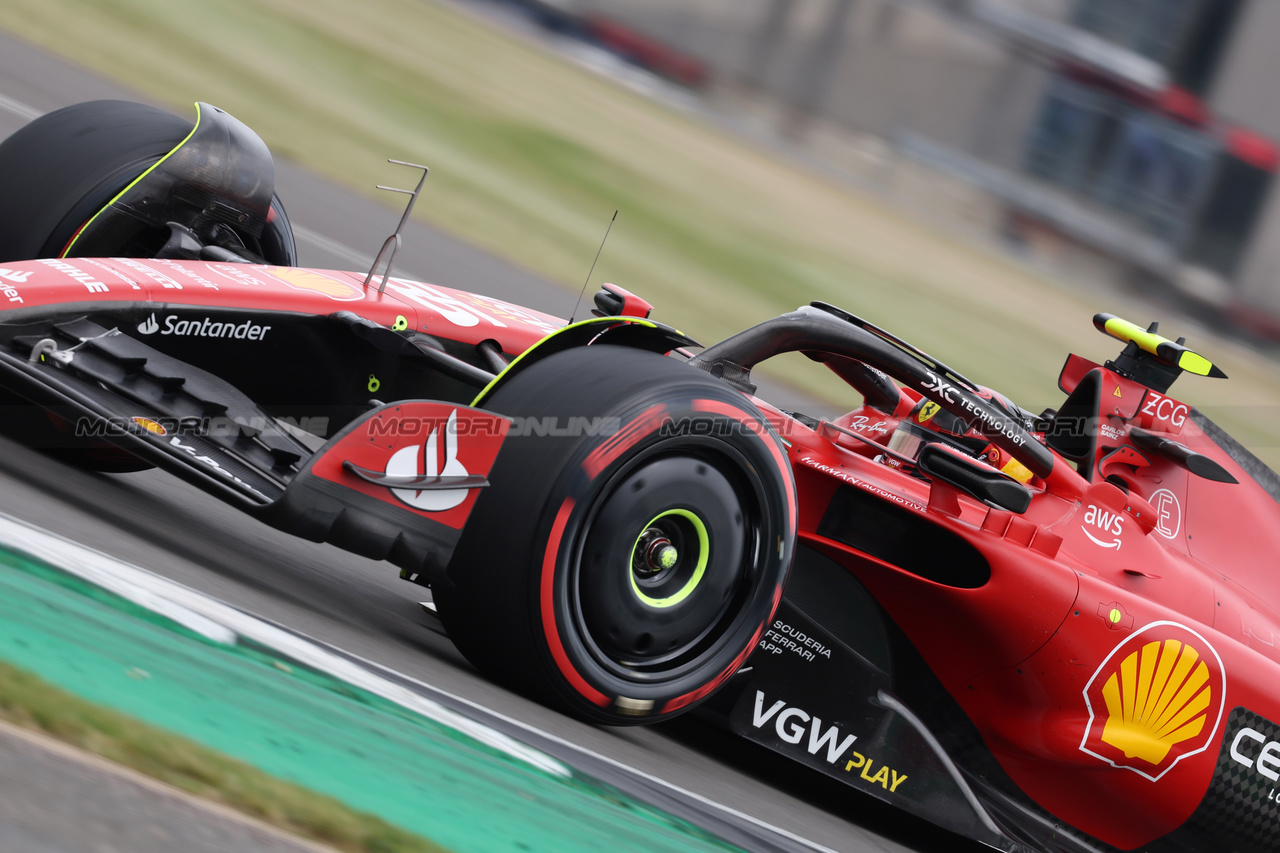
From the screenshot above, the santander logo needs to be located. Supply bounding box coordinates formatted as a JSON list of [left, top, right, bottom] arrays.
[[385, 409, 469, 512]]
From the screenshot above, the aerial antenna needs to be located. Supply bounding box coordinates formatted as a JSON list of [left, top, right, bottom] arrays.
[[569, 210, 617, 324], [364, 160, 429, 295]]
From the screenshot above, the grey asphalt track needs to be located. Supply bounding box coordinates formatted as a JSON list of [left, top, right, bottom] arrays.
[[0, 27, 983, 853]]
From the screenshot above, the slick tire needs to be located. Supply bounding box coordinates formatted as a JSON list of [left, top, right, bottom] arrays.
[[436, 345, 796, 725], [0, 100, 295, 472], [0, 99, 295, 264]]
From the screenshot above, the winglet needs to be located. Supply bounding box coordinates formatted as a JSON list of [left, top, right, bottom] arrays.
[[1093, 314, 1227, 379]]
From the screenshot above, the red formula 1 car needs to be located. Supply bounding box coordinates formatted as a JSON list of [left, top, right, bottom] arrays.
[[2, 101, 1279, 853]]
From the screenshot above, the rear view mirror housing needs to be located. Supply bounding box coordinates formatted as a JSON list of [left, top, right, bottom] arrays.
[[918, 443, 1032, 514]]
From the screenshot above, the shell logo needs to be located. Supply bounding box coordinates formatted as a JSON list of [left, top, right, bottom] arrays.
[[1080, 622, 1226, 781], [1101, 640, 1209, 763], [267, 267, 364, 301]]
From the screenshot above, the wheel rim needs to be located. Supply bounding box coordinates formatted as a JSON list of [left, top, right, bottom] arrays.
[[572, 449, 763, 681]]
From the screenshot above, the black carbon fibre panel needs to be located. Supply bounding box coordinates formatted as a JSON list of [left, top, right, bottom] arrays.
[[1152, 707, 1280, 852]]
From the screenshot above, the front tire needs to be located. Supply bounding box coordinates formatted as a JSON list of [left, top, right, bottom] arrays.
[[437, 345, 796, 724], [0, 100, 295, 472], [0, 99, 295, 264]]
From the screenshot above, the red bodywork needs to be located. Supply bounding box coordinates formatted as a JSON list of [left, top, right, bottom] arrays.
[[3, 254, 1278, 850], [0, 257, 563, 351], [750, 361, 1280, 849]]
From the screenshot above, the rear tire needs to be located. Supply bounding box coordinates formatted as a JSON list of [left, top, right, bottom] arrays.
[[437, 345, 796, 724]]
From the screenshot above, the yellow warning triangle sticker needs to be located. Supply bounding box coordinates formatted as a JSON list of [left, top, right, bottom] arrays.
[[1113, 385, 1123, 398]]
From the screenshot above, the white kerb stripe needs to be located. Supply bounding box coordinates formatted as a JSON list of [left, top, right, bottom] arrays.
[[0, 512, 567, 778]]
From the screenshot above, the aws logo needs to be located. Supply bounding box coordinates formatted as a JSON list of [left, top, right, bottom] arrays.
[[1082, 503, 1124, 550], [1080, 622, 1226, 781]]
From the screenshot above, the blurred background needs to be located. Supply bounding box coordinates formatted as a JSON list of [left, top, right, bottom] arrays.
[[490, 0, 1279, 333], [5, 0, 1280, 459]]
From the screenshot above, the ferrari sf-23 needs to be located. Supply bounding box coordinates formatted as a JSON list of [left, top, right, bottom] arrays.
[[1, 100, 1278, 853]]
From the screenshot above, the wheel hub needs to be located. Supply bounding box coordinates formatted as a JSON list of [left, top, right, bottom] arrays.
[[633, 528, 679, 577], [628, 509, 708, 609]]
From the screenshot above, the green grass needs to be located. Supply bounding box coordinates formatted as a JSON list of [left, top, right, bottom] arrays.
[[0, 660, 450, 853], [3, 0, 1280, 465]]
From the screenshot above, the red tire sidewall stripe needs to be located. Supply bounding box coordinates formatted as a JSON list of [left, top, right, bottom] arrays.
[[657, 398, 797, 714], [660, 631, 760, 715], [691, 398, 797, 526], [552, 402, 678, 709], [540, 496, 610, 707], [581, 402, 668, 480]]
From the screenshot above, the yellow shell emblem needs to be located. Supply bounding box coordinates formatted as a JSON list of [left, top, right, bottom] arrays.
[[268, 267, 364, 301], [1099, 639, 1211, 765]]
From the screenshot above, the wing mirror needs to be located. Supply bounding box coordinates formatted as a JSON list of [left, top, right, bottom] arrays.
[[918, 443, 1032, 514]]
